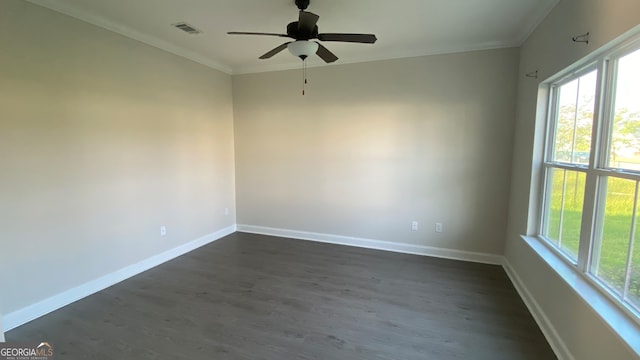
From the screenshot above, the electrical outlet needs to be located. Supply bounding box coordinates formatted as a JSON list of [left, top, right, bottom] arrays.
[[411, 221, 419, 231], [435, 222, 443, 233], [224, 207, 230, 216], [160, 226, 167, 237]]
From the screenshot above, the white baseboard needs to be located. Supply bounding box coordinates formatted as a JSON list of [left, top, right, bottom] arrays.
[[2, 225, 236, 332], [502, 258, 573, 360], [1, 223, 574, 360], [236, 224, 503, 265]]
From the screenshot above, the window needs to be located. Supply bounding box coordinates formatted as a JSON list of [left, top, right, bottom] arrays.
[[540, 39, 640, 317]]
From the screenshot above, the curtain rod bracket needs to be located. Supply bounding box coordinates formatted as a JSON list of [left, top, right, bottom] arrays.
[[526, 70, 538, 79], [572, 32, 590, 44]]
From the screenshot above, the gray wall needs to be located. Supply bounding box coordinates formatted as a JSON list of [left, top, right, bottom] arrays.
[[233, 49, 519, 255], [0, 0, 236, 317], [506, 0, 640, 359]]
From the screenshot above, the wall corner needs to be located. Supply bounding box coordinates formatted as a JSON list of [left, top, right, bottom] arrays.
[[0, 315, 5, 342]]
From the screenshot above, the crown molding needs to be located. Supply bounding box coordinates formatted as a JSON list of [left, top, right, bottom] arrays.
[[25, 0, 233, 74], [25, 0, 556, 76]]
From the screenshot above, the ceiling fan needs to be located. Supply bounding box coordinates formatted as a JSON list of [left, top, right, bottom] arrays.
[[227, 0, 377, 63]]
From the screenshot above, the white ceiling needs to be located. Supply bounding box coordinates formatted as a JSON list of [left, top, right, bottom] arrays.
[[26, 0, 558, 74]]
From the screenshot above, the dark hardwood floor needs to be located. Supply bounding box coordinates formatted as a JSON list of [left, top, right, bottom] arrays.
[[7, 232, 556, 359]]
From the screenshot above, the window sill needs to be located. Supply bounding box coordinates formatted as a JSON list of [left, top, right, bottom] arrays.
[[521, 235, 640, 357]]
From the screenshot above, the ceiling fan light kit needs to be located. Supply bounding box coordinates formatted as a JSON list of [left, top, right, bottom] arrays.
[[287, 41, 318, 60]]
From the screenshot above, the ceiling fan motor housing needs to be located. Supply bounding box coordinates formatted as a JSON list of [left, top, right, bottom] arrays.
[[287, 22, 318, 40]]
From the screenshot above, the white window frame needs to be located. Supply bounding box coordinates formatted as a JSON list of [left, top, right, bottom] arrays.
[[538, 35, 640, 324]]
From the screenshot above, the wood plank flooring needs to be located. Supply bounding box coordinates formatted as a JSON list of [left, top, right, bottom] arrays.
[[7, 232, 556, 359]]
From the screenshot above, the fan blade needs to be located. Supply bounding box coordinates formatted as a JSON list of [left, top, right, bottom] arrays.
[[298, 11, 319, 34], [317, 33, 377, 44], [228, 31, 292, 38], [259, 42, 292, 59], [315, 42, 338, 63]]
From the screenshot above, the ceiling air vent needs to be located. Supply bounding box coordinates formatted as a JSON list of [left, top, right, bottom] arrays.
[[173, 22, 202, 35]]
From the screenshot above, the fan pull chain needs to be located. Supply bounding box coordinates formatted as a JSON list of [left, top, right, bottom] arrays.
[[302, 60, 307, 96]]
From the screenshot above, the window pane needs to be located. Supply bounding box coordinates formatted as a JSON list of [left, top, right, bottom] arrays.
[[590, 177, 636, 295], [543, 168, 585, 260], [608, 48, 640, 171], [552, 70, 597, 165]]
